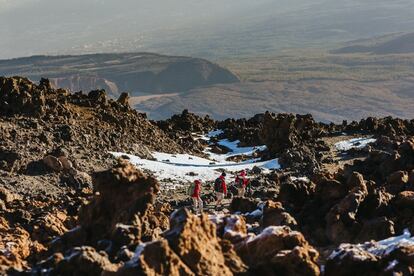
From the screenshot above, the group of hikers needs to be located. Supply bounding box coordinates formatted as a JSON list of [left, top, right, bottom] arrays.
[[188, 170, 250, 213]]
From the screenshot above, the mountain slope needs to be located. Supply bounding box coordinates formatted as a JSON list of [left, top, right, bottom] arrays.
[[134, 78, 414, 122], [333, 32, 414, 54], [0, 53, 240, 97]]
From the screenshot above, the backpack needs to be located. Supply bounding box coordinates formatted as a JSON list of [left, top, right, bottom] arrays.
[[214, 178, 223, 192], [187, 182, 195, 196]]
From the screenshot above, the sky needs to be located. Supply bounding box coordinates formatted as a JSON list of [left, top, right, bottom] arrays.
[[2, 0, 414, 59]]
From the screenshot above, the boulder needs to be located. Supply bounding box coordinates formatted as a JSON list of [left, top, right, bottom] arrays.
[[261, 200, 297, 229], [53, 246, 118, 275], [78, 160, 159, 244], [386, 171, 409, 194], [114, 240, 194, 276], [355, 217, 395, 243], [164, 208, 240, 275], [230, 197, 258, 213], [235, 226, 320, 275]]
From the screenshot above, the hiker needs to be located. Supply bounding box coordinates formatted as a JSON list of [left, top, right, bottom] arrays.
[[214, 172, 227, 209], [235, 170, 249, 197], [188, 179, 203, 214]]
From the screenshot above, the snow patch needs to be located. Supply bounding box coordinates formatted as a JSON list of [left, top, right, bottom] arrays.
[[111, 151, 279, 188], [329, 229, 414, 260], [111, 129, 279, 188], [335, 137, 376, 151], [289, 176, 310, 183]]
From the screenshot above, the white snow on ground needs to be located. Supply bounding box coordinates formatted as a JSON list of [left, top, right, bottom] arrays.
[[335, 137, 377, 151], [329, 229, 414, 260], [202, 130, 267, 163], [110, 129, 279, 188], [111, 151, 279, 188], [289, 176, 310, 183]]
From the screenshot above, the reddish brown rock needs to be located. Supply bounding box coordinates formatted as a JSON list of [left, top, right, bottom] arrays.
[[355, 217, 395, 243], [32, 211, 69, 243], [230, 197, 258, 213], [394, 191, 414, 208], [326, 186, 368, 244], [386, 171, 409, 194], [114, 240, 195, 276], [53, 246, 119, 275], [235, 226, 320, 275], [78, 160, 159, 243], [164, 208, 242, 275], [261, 200, 297, 229]]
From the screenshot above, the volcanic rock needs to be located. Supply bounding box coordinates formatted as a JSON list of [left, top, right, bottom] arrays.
[[235, 226, 320, 275], [114, 240, 194, 276], [78, 160, 159, 244], [164, 208, 240, 275], [230, 197, 259, 213], [261, 200, 298, 229]]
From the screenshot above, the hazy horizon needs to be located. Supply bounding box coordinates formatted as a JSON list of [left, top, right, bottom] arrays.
[[2, 0, 414, 60]]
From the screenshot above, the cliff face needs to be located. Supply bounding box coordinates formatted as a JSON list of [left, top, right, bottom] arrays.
[[0, 53, 240, 97], [49, 76, 119, 97]]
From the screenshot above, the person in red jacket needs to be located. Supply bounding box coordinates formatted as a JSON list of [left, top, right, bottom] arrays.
[[235, 170, 249, 197], [191, 179, 203, 214], [214, 172, 227, 209]]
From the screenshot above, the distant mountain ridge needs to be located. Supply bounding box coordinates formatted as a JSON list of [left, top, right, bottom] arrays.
[[333, 32, 414, 54], [0, 53, 240, 97]]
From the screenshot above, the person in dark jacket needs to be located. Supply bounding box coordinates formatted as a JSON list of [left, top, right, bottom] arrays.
[[214, 172, 227, 209]]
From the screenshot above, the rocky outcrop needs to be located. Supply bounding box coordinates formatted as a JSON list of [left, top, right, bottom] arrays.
[[157, 109, 216, 153], [326, 231, 414, 276], [164, 208, 239, 275], [217, 114, 265, 147], [260, 112, 324, 156], [78, 160, 160, 244], [0, 76, 182, 180], [235, 226, 320, 275]]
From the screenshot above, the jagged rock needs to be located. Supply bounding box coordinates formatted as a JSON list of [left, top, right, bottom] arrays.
[[235, 226, 320, 275], [156, 110, 216, 152], [78, 160, 159, 244], [358, 188, 393, 218], [32, 211, 69, 243], [355, 217, 395, 242], [230, 197, 259, 213], [325, 245, 380, 276], [0, 220, 34, 273], [279, 179, 316, 210], [393, 191, 414, 208], [260, 112, 323, 157], [164, 208, 238, 275], [0, 77, 46, 116], [117, 92, 130, 106], [315, 178, 346, 202], [217, 114, 264, 146], [325, 180, 368, 244], [114, 240, 194, 276], [261, 200, 297, 229], [386, 171, 409, 194], [210, 214, 247, 244], [53, 246, 118, 275], [326, 232, 414, 276]]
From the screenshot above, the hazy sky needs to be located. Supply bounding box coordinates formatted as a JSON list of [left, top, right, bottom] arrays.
[[2, 0, 414, 59]]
